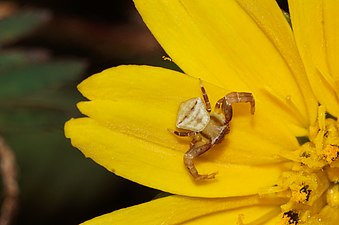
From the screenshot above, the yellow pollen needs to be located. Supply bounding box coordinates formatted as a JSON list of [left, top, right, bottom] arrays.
[[279, 211, 299, 225], [291, 184, 311, 204], [279, 216, 294, 225], [320, 144, 339, 164], [274, 106, 339, 225]]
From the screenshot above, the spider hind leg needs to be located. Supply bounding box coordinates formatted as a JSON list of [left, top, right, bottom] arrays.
[[199, 80, 211, 112]]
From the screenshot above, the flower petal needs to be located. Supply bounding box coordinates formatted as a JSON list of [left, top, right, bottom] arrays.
[[78, 65, 299, 162], [65, 117, 287, 197], [133, 0, 317, 134], [80, 195, 283, 225], [289, 0, 339, 117], [65, 65, 295, 196], [182, 206, 280, 225], [77, 99, 298, 165]]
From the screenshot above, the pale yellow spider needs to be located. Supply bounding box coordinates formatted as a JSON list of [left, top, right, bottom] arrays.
[[172, 82, 255, 180]]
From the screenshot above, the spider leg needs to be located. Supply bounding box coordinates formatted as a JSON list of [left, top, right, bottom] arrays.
[[169, 129, 202, 150], [190, 134, 202, 148], [184, 142, 217, 180], [221, 92, 255, 123], [214, 98, 224, 111], [168, 129, 197, 137], [199, 80, 211, 112]]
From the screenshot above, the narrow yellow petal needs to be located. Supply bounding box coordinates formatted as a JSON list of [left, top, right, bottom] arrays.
[[65, 118, 288, 197], [80, 195, 283, 225], [78, 65, 299, 160], [179, 0, 317, 127], [182, 206, 280, 225], [78, 65, 216, 104], [289, 0, 339, 117], [133, 0, 317, 133], [133, 0, 248, 90], [77, 99, 298, 165], [67, 65, 295, 196]]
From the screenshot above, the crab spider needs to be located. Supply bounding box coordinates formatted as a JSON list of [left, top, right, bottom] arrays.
[[171, 81, 255, 180]]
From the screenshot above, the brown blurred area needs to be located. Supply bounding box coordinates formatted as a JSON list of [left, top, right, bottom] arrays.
[[5, 0, 167, 75], [1, 1, 165, 225]]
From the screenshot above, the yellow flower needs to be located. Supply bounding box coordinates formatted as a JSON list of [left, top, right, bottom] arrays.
[[64, 0, 339, 224]]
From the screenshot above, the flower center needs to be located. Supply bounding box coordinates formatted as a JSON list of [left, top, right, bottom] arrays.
[[275, 106, 339, 224]]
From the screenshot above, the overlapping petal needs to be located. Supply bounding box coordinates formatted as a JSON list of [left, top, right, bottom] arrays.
[[80, 195, 285, 225], [134, 0, 317, 135], [65, 65, 295, 197], [289, 0, 339, 118]]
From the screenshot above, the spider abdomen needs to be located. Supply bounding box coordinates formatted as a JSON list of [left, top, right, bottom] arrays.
[[176, 97, 210, 132]]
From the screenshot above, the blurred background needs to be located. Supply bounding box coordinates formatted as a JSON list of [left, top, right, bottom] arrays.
[[0, 0, 288, 224]]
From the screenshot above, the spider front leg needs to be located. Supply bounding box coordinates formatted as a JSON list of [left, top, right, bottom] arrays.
[[199, 80, 211, 112], [184, 141, 217, 180], [216, 92, 255, 123]]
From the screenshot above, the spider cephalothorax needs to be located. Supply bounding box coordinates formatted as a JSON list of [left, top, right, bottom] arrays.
[[172, 82, 255, 180]]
